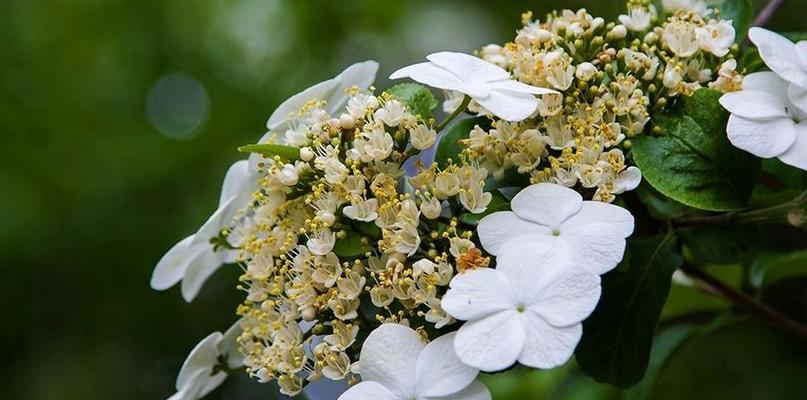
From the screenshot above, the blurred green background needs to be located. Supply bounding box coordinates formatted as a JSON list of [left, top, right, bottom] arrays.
[[1, 0, 804, 399]]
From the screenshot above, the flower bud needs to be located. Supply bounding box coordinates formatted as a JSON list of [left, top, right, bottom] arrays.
[[339, 113, 355, 130], [300, 147, 315, 161], [610, 24, 627, 39], [575, 62, 598, 81]]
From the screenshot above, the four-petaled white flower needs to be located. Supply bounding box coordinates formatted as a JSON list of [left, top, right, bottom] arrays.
[[441, 240, 601, 372], [718, 28, 807, 171], [339, 324, 491, 400], [169, 321, 243, 400], [720, 72, 807, 170], [695, 19, 735, 57], [477, 183, 634, 275], [390, 52, 557, 122], [150, 160, 251, 301]]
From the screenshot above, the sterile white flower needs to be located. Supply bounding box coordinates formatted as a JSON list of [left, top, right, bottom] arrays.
[[477, 183, 634, 275], [339, 324, 490, 400], [695, 19, 735, 57], [748, 27, 807, 98], [390, 52, 557, 121], [150, 160, 249, 301], [719, 72, 807, 171], [168, 321, 243, 400], [441, 240, 601, 372], [618, 5, 655, 32]]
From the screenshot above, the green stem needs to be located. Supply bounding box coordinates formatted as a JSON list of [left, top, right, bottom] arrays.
[[673, 188, 807, 227], [680, 263, 807, 341], [435, 95, 471, 132]]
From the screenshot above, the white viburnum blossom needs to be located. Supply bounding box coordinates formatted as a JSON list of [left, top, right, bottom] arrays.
[[748, 27, 807, 100], [618, 5, 655, 32], [390, 52, 557, 121], [150, 160, 249, 301], [168, 321, 242, 400], [441, 240, 601, 372], [695, 19, 735, 57], [719, 72, 807, 171], [477, 183, 634, 275], [662, 0, 709, 16], [339, 324, 491, 400], [663, 19, 699, 58]]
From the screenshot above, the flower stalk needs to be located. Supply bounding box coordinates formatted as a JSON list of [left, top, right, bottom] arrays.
[[435, 95, 471, 132], [673, 189, 807, 227]]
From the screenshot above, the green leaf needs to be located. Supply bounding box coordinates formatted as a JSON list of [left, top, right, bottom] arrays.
[[575, 234, 683, 388], [707, 0, 753, 42], [636, 184, 687, 220], [622, 324, 697, 400], [633, 89, 759, 211], [383, 83, 438, 120], [749, 250, 807, 289], [332, 235, 370, 258], [458, 190, 510, 226], [649, 319, 807, 399], [237, 143, 301, 160], [434, 117, 489, 169], [679, 225, 807, 265]]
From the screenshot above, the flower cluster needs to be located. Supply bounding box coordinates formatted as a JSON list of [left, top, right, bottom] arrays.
[[460, 0, 741, 202]]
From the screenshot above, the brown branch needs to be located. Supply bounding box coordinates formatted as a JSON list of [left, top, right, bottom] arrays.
[[680, 263, 807, 341], [753, 0, 786, 28]]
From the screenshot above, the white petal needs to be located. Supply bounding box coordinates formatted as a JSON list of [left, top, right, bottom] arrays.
[[454, 310, 525, 372], [562, 201, 635, 238], [268, 79, 339, 130], [566, 232, 628, 275], [614, 166, 642, 194], [517, 315, 581, 369], [151, 235, 201, 290], [414, 333, 478, 398], [486, 79, 558, 95], [218, 160, 253, 206], [742, 71, 790, 99], [359, 324, 424, 396], [338, 381, 399, 400], [191, 196, 238, 246], [327, 60, 380, 115], [749, 27, 807, 88], [726, 114, 796, 157], [170, 368, 226, 400], [427, 381, 492, 400], [788, 83, 807, 115], [526, 268, 600, 327], [441, 268, 516, 321], [217, 318, 244, 368], [472, 90, 538, 122], [426, 52, 509, 83], [477, 211, 547, 256], [180, 248, 229, 302], [778, 122, 807, 171], [494, 240, 573, 306], [176, 332, 223, 391], [390, 62, 466, 93], [798, 41, 807, 70], [719, 90, 789, 120], [510, 183, 583, 228]]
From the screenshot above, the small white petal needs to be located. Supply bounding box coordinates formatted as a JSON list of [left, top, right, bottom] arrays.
[[526, 270, 601, 327], [777, 123, 807, 171], [442, 268, 517, 321], [719, 90, 789, 120], [169, 368, 226, 400], [510, 183, 583, 228], [217, 319, 245, 368], [429, 381, 492, 400], [477, 211, 548, 255], [749, 27, 807, 89], [565, 232, 628, 274], [338, 381, 398, 400], [472, 90, 538, 121], [454, 310, 525, 372], [151, 235, 201, 290], [415, 333, 478, 398], [562, 202, 635, 238], [180, 248, 231, 302], [327, 61, 380, 115], [426, 51, 510, 83], [191, 196, 238, 246], [726, 114, 796, 157], [218, 160, 253, 207], [176, 332, 223, 391], [389, 62, 466, 92], [614, 166, 642, 194], [517, 315, 581, 369], [486, 79, 559, 95], [267, 79, 340, 130], [359, 324, 424, 396]]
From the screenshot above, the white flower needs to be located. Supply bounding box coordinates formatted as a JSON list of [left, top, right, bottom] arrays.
[[374, 99, 408, 127], [441, 240, 600, 372], [748, 27, 807, 95], [662, 0, 709, 16], [390, 52, 556, 121], [411, 124, 438, 150], [613, 166, 643, 195], [719, 72, 807, 171], [477, 183, 634, 275], [168, 321, 242, 400], [308, 229, 336, 256], [695, 19, 735, 57], [151, 161, 250, 301], [618, 5, 655, 32], [339, 324, 491, 400], [663, 19, 699, 57]]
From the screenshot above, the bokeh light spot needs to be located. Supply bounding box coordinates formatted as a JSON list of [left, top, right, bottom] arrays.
[[146, 73, 209, 140]]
